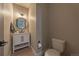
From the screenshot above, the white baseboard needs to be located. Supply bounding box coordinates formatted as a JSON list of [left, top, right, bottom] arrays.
[[31, 46, 37, 56], [31, 46, 44, 56]]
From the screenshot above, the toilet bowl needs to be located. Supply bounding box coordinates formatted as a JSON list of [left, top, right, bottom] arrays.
[[45, 38, 65, 56], [45, 49, 60, 56]]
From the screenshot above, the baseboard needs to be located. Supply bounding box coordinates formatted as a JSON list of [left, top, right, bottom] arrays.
[[6, 50, 11, 56], [31, 46, 37, 56], [71, 53, 79, 56], [4, 50, 11, 56], [31, 46, 44, 56]]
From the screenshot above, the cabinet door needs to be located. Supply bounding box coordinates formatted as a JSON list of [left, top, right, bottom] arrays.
[[13, 33, 30, 45], [24, 34, 29, 42], [13, 34, 22, 45]]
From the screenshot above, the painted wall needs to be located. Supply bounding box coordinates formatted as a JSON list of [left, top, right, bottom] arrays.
[[49, 4, 79, 55], [29, 4, 37, 55], [36, 3, 79, 55], [0, 4, 4, 56], [36, 4, 49, 55], [3, 3, 13, 56], [13, 4, 29, 32], [29, 4, 49, 55]]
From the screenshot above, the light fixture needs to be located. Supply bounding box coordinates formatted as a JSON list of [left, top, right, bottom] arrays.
[[20, 13, 24, 16]]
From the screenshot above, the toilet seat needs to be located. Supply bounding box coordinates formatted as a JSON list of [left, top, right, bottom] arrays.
[[45, 49, 60, 56]]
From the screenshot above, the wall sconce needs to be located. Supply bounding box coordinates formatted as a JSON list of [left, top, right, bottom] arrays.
[[16, 12, 27, 19]]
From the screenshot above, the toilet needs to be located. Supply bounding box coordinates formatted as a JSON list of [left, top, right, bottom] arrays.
[[45, 38, 65, 56]]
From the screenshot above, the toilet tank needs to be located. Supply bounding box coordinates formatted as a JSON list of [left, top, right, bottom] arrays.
[[52, 38, 65, 53]]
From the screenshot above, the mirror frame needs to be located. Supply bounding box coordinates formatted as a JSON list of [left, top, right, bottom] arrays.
[[16, 17, 26, 30]]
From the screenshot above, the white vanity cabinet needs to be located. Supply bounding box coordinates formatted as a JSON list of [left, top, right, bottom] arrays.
[[13, 32, 30, 52]]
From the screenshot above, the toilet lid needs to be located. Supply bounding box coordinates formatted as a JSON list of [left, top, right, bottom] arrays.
[[45, 49, 60, 56]]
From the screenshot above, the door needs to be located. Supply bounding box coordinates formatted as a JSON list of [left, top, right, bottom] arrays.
[[0, 3, 12, 56], [0, 3, 4, 56]]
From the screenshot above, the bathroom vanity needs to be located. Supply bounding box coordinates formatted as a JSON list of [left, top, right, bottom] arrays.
[[10, 8, 30, 53], [13, 32, 30, 53]]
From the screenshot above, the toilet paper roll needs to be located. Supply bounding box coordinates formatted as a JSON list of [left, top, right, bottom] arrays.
[[38, 43, 42, 48]]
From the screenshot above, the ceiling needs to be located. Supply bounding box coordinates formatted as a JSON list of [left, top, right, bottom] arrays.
[[16, 3, 34, 8]]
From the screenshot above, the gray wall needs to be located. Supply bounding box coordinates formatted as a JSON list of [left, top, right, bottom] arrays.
[[36, 3, 79, 56], [49, 4, 79, 55], [36, 4, 49, 54]]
